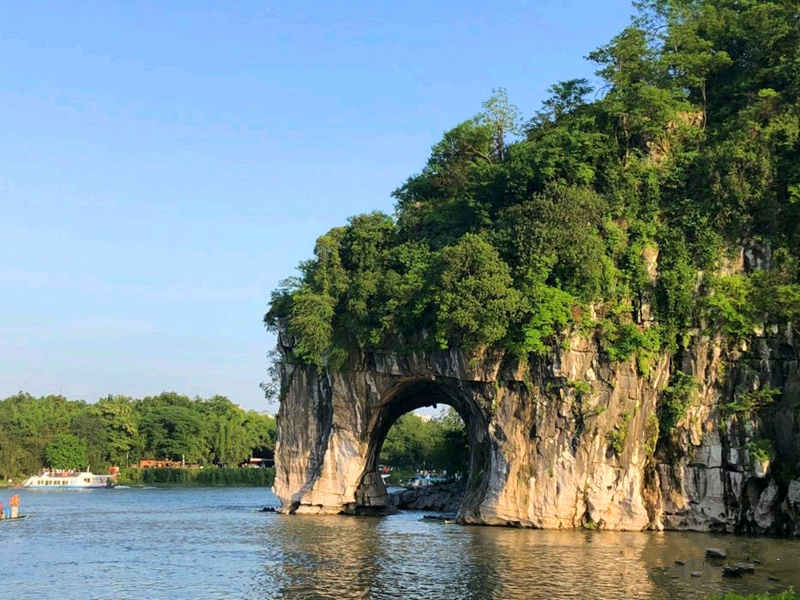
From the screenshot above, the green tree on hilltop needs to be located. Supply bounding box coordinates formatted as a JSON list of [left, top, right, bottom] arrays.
[[430, 234, 520, 351], [266, 0, 800, 381]]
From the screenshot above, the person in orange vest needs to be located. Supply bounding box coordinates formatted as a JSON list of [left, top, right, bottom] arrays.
[[9, 494, 19, 519]]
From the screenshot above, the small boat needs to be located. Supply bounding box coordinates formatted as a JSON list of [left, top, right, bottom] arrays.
[[22, 470, 114, 489], [1, 515, 29, 522]]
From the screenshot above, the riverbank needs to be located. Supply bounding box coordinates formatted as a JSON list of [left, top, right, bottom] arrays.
[[118, 467, 274, 487], [714, 592, 798, 599]]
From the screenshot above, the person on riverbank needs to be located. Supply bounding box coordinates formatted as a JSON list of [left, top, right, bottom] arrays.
[[9, 494, 19, 518], [0, 500, 4, 520]]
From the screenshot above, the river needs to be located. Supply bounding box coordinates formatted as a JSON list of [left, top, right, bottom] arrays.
[[1, 487, 798, 599]]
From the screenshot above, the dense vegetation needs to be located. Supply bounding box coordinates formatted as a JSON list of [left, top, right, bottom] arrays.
[[710, 591, 799, 600], [117, 466, 274, 487], [266, 0, 800, 373], [0, 392, 276, 480], [380, 409, 469, 476]]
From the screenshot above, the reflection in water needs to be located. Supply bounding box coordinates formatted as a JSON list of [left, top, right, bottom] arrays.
[[259, 511, 800, 600], [260, 515, 384, 599], [462, 529, 660, 599], [3, 488, 798, 600]]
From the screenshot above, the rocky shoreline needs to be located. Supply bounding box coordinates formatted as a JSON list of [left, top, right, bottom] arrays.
[[388, 481, 464, 513]]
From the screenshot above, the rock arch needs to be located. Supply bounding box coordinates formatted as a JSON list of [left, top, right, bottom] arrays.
[[352, 378, 489, 517], [272, 328, 800, 532], [272, 330, 666, 528], [272, 351, 498, 521]]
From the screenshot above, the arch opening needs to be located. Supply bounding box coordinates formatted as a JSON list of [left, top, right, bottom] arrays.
[[351, 379, 490, 519]]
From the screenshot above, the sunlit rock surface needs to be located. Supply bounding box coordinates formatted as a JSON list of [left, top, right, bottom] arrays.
[[273, 323, 800, 534]]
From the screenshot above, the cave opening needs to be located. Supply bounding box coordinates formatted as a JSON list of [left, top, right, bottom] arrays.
[[353, 379, 489, 518]]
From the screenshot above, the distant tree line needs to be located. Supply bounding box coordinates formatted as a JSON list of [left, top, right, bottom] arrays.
[[0, 392, 276, 479], [380, 408, 469, 475], [117, 466, 274, 487]]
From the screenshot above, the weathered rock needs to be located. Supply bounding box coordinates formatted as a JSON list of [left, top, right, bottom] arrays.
[[389, 481, 464, 513], [754, 479, 780, 530], [274, 338, 666, 528], [706, 548, 727, 559], [734, 562, 756, 574], [691, 571, 702, 577], [272, 318, 800, 534], [780, 480, 800, 536], [722, 565, 743, 578]]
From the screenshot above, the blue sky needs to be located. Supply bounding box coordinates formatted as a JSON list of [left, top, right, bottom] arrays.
[[0, 1, 634, 411]]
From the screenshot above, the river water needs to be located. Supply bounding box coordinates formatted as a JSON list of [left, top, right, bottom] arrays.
[[1, 487, 798, 599]]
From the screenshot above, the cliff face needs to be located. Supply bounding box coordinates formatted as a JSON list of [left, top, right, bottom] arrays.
[[273, 324, 800, 534], [655, 329, 800, 536]]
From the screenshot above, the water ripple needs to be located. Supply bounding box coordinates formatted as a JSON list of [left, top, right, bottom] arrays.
[[1, 488, 798, 599]]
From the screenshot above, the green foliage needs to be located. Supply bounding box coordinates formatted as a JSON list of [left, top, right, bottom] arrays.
[[607, 412, 631, 456], [515, 285, 574, 355], [644, 413, 660, 457], [0, 392, 276, 480], [138, 404, 206, 463], [0, 393, 85, 478], [659, 371, 699, 434], [747, 438, 775, 464], [287, 289, 337, 367], [266, 0, 800, 373], [380, 409, 468, 475], [724, 385, 781, 417], [703, 275, 758, 340], [201, 396, 276, 467], [429, 234, 520, 350], [701, 272, 800, 342], [709, 589, 799, 600], [582, 518, 599, 530], [45, 434, 88, 470], [599, 318, 661, 374], [118, 467, 274, 487], [567, 380, 593, 399]]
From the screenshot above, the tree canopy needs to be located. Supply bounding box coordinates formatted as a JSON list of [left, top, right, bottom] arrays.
[[0, 392, 276, 480], [380, 409, 469, 475], [266, 0, 800, 371], [45, 434, 88, 470]]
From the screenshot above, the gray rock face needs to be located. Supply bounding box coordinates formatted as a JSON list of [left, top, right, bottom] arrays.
[[273, 324, 800, 534]]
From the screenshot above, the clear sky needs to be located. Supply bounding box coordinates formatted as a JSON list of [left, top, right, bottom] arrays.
[[0, 0, 635, 412]]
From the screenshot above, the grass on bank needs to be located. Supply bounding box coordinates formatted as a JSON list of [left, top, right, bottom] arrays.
[[711, 590, 798, 600], [118, 467, 274, 487]]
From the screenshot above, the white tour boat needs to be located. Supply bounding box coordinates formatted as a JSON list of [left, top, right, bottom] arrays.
[[22, 470, 113, 489]]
